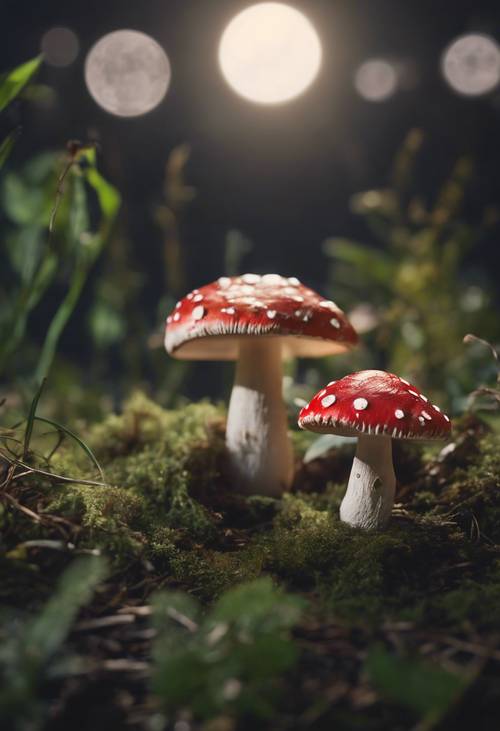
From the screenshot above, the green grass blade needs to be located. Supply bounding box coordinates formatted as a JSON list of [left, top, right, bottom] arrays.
[[23, 378, 46, 460], [34, 415, 106, 482], [0, 127, 21, 169], [0, 56, 43, 113]]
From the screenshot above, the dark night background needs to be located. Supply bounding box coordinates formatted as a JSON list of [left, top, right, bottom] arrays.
[[1, 0, 499, 401]]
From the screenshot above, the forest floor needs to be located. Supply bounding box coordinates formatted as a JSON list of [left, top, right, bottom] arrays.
[[1, 392, 500, 731]]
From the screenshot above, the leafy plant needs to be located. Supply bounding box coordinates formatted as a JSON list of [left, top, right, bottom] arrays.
[[0, 141, 120, 383], [0, 556, 107, 730], [366, 646, 469, 729], [0, 57, 42, 172], [151, 577, 306, 721], [323, 129, 499, 409]]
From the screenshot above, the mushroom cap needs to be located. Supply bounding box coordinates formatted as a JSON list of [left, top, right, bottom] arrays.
[[165, 274, 358, 360], [298, 370, 451, 440]]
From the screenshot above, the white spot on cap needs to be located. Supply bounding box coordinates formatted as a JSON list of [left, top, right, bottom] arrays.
[[433, 404, 441, 412], [319, 300, 337, 310], [225, 307, 236, 315], [218, 276, 231, 289], [175, 301, 182, 309], [420, 394, 428, 403], [327, 380, 336, 386], [395, 409, 405, 419], [319, 389, 327, 397], [242, 273, 260, 284], [294, 310, 303, 318], [187, 293, 194, 300], [422, 410, 432, 421], [408, 390, 419, 398], [418, 416, 426, 425], [240, 285, 254, 295], [443, 414, 450, 422], [330, 317, 341, 329], [292, 295, 304, 302], [252, 301, 266, 309], [262, 274, 283, 285], [287, 277, 300, 286], [353, 397, 368, 410], [193, 293, 204, 303], [166, 316, 172, 324], [192, 305, 205, 320], [173, 312, 180, 322], [266, 310, 277, 319], [400, 378, 409, 385], [321, 394, 336, 407]]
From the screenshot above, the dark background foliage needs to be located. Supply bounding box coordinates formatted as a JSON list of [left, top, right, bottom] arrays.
[[0, 0, 499, 407]]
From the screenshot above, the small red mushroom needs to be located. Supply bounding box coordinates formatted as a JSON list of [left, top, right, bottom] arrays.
[[298, 370, 451, 529], [165, 274, 358, 497]]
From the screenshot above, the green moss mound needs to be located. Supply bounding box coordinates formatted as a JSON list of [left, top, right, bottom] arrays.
[[2, 395, 500, 730]]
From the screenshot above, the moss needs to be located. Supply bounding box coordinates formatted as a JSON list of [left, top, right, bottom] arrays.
[[7, 395, 500, 636], [430, 432, 500, 540], [170, 546, 264, 601], [47, 484, 148, 558], [45, 393, 226, 558], [259, 492, 489, 625]]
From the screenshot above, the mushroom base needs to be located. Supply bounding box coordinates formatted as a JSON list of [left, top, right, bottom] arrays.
[[226, 339, 293, 497], [340, 435, 396, 530]]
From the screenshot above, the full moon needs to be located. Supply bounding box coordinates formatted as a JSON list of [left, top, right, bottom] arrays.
[[84, 30, 171, 117], [441, 33, 500, 97], [218, 3, 322, 105]]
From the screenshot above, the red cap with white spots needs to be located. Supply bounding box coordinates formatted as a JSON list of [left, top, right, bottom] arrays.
[[165, 274, 358, 360], [298, 370, 451, 440]]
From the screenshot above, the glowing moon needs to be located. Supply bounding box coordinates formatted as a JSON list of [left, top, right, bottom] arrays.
[[218, 2, 322, 105], [84, 30, 171, 117], [441, 33, 500, 97]]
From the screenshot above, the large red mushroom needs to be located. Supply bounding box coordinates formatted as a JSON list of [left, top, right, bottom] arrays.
[[165, 274, 358, 497], [298, 370, 451, 529]]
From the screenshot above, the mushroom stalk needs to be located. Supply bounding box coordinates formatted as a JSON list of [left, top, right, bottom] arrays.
[[340, 435, 396, 530], [226, 338, 293, 497]]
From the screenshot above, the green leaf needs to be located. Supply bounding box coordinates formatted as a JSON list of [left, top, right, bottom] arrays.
[[85, 165, 121, 221], [25, 556, 107, 661], [323, 237, 396, 286], [366, 647, 468, 723], [0, 127, 21, 169], [303, 433, 356, 463], [211, 577, 305, 633], [0, 56, 43, 113]]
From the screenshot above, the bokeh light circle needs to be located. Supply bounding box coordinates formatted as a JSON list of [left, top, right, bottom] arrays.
[[354, 59, 398, 102], [218, 3, 322, 105], [441, 33, 500, 96], [41, 27, 79, 68], [84, 30, 171, 117]]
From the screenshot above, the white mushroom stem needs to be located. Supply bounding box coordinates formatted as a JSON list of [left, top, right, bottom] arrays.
[[226, 338, 293, 497], [339, 434, 396, 530]]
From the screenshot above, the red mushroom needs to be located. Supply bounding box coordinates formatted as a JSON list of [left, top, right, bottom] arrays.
[[298, 370, 451, 529], [165, 274, 358, 497]]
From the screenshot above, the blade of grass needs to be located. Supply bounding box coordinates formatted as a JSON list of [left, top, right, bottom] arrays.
[[34, 415, 105, 481], [23, 378, 46, 460], [0, 126, 21, 169]]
